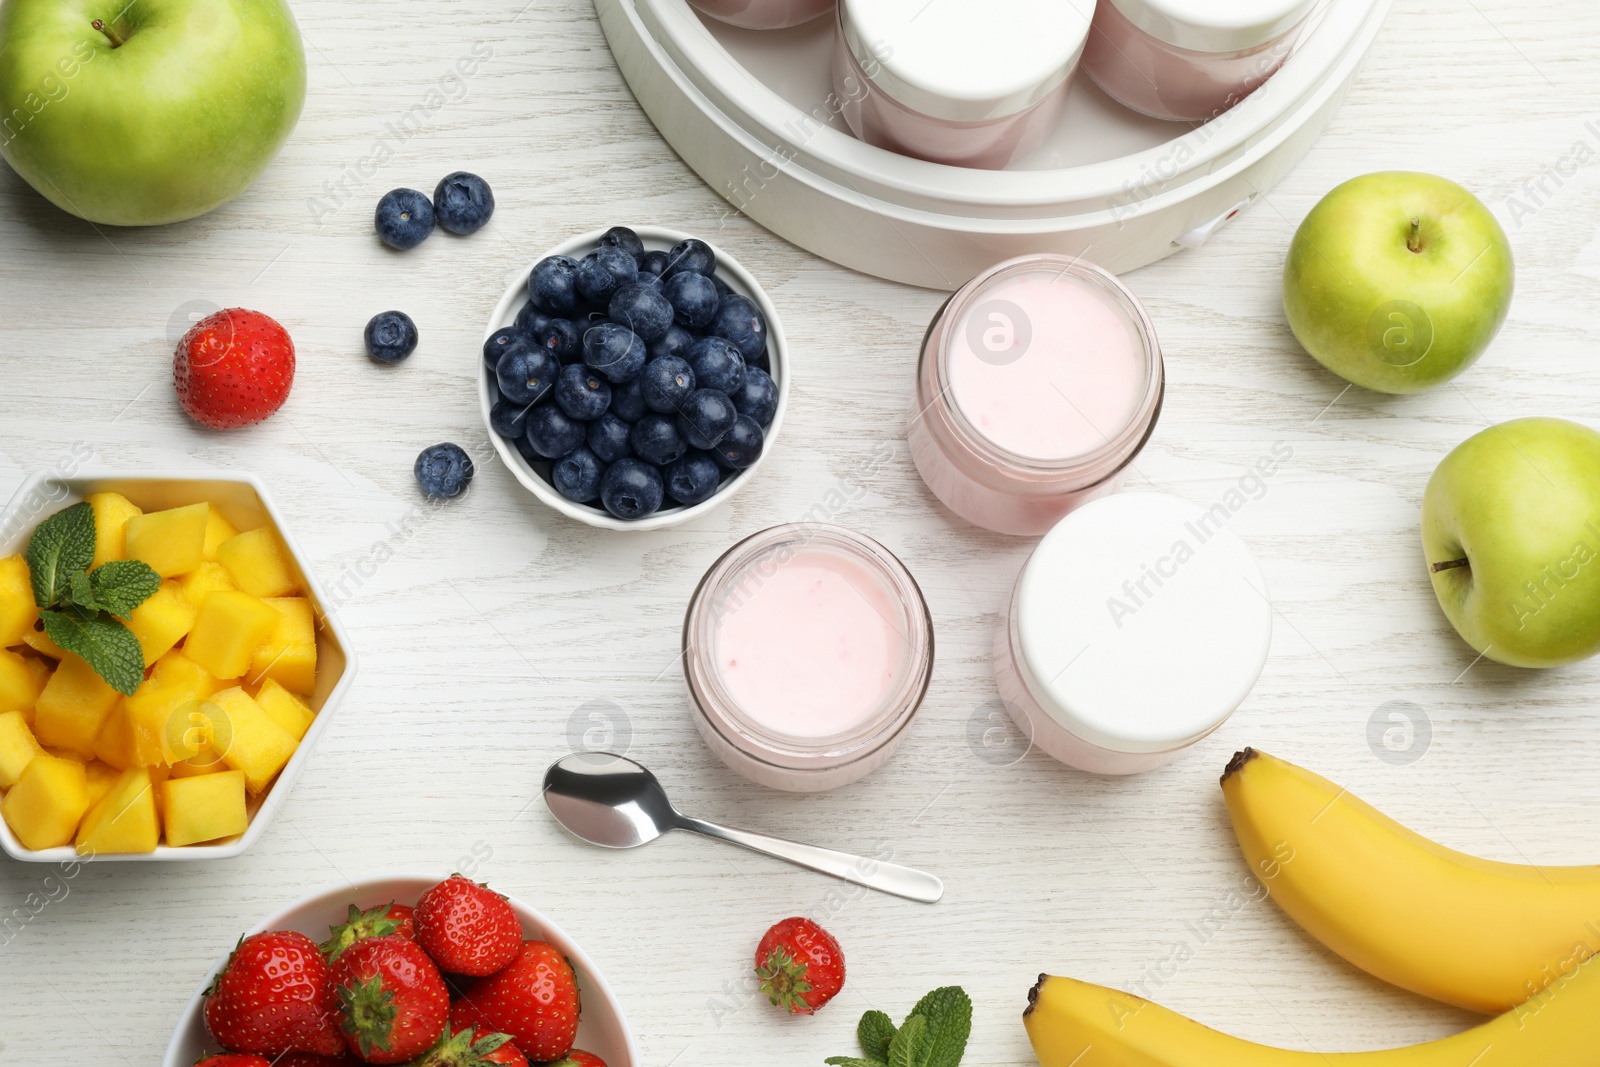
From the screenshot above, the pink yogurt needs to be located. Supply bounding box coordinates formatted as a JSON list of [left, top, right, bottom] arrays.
[[689, 0, 835, 31]]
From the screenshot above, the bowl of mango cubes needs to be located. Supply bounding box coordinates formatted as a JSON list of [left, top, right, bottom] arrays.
[[0, 471, 357, 861]]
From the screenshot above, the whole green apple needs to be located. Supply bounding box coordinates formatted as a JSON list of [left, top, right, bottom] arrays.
[[1422, 417, 1600, 668], [1284, 172, 1514, 394], [0, 0, 305, 226]]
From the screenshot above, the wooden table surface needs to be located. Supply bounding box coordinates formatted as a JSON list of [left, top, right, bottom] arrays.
[[2, 0, 1598, 1062]]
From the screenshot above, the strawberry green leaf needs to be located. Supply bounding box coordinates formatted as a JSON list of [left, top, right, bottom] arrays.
[[24, 502, 95, 609], [887, 1014, 927, 1067], [87, 559, 161, 618], [859, 1010, 897, 1062], [38, 607, 146, 695]]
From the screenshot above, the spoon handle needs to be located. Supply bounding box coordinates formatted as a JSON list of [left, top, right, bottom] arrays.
[[677, 816, 944, 903]]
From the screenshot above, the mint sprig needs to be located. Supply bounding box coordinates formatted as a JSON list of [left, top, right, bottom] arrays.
[[23, 502, 161, 695], [826, 987, 972, 1067]]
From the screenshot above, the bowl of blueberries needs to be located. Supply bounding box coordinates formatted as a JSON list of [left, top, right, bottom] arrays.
[[480, 225, 788, 529]]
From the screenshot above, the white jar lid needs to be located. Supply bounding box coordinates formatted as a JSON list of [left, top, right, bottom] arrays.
[[1015, 492, 1271, 754], [841, 0, 1095, 124], [1107, 0, 1318, 53]]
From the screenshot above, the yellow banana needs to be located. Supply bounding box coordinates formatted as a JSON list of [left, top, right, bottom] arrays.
[[1221, 747, 1600, 1014], [1025, 954, 1600, 1066]]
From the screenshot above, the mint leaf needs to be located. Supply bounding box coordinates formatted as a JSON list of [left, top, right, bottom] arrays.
[[859, 1010, 897, 1062], [887, 1015, 926, 1067], [24, 502, 95, 608], [909, 987, 971, 1067], [38, 608, 146, 695], [68, 570, 100, 612], [88, 560, 161, 618], [824, 1060, 886, 1067]]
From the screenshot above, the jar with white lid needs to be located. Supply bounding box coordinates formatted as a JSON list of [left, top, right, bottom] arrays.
[[689, 0, 834, 31], [831, 0, 1095, 169], [1083, 0, 1317, 122], [995, 492, 1272, 775]]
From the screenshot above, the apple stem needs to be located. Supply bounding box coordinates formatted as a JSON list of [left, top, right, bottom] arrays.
[[1407, 217, 1424, 254], [1431, 558, 1470, 574], [91, 19, 125, 47]]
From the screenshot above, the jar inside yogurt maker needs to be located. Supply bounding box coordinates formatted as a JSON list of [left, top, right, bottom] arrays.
[[689, 0, 835, 31]]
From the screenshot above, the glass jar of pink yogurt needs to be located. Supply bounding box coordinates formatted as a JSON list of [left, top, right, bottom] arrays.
[[684, 524, 934, 792], [689, 0, 834, 31], [1083, 0, 1318, 122], [908, 254, 1164, 537]]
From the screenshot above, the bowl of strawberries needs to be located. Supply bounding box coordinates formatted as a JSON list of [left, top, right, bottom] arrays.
[[164, 873, 637, 1067]]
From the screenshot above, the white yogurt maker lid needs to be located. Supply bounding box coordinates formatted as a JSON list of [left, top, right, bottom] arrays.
[[1015, 492, 1272, 754], [841, 0, 1095, 123], [1106, 0, 1320, 53]]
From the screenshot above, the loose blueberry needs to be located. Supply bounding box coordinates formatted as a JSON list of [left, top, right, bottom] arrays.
[[677, 388, 737, 449], [608, 284, 674, 342], [600, 458, 664, 520], [415, 443, 473, 498], [575, 247, 639, 305], [711, 415, 764, 469], [432, 171, 495, 235], [664, 238, 716, 278], [533, 317, 583, 364], [375, 189, 434, 250], [641, 356, 695, 414], [555, 362, 612, 421], [582, 322, 648, 384], [484, 326, 525, 370], [552, 447, 606, 503], [529, 255, 581, 316], [630, 413, 687, 467], [364, 310, 418, 365], [515, 302, 551, 339], [638, 249, 671, 276], [664, 451, 722, 507], [610, 376, 648, 422], [662, 271, 719, 331], [708, 293, 767, 360], [490, 397, 533, 439], [649, 324, 694, 363], [496, 346, 560, 406], [587, 411, 634, 463], [687, 336, 746, 395], [599, 225, 646, 264], [730, 366, 778, 426], [524, 403, 586, 459]]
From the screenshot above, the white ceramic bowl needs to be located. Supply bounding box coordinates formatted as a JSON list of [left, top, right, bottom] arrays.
[[0, 471, 358, 863], [480, 225, 790, 532], [163, 874, 639, 1067]]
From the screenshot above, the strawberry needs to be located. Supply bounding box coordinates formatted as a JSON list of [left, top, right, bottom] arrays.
[[545, 1052, 607, 1067], [272, 1055, 363, 1067], [331, 934, 451, 1064], [449, 1002, 526, 1067], [174, 308, 295, 429], [399, 1025, 524, 1067], [754, 917, 845, 1015], [414, 876, 522, 977], [321, 901, 418, 963], [195, 1056, 272, 1067], [204, 930, 345, 1057], [459, 940, 580, 1062]]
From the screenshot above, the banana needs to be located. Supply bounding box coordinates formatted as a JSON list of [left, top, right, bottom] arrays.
[[1221, 747, 1600, 1014], [1024, 954, 1600, 1066]]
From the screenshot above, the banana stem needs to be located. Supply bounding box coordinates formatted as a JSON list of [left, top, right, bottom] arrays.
[[1431, 558, 1470, 573]]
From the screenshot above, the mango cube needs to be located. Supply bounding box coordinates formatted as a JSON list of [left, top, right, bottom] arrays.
[[161, 770, 248, 846], [184, 591, 280, 680], [76, 766, 160, 855], [217, 527, 298, 598], [0, 710, 41, 788], [2, 753, 89, 851], [167, 753, 227, 779], [0, 554, 37, 648], [203, 507, 240, 562], [33, 655, 121, 757], [0, 648, 44, 714], [209, 687, 297, 794], [86, 492, 143, 569], [123, 503, 209, 578], [22, 626, 65, 660], [92, 703, 137, 770], [250, 597, 317, 695], [124, 580, 197, 666], [151, 651, 220, 694], [126, 683, 216, 767], [254, 679, 315, 742], [83, 759, 120, 808], [179, 562, 236, 607]]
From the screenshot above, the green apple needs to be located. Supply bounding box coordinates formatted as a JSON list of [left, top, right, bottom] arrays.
[[1422, 417, 1600, 668], [0, 0, 305, 226], [1284, 172, 1514, 394]]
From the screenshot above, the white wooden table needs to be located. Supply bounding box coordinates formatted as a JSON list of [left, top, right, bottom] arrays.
[[1, 0, 1597, 1062]]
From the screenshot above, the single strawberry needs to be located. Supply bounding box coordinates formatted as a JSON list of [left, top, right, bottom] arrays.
[[331, 934, 451, 1064], [272, 1055, 363, 1067], [414, 876, 522, 977], [174, 308, 296, 429], [459, 941, 580, 1062], [195, 1056, 272, 1067], [446, 1004, 528, 1067], [204, 931, 345, 1057], [754, 917, 845, 1015], [544, 1052, 607, 1067], [398, 1025, 524, 1067], [321, 901, 418, 963]]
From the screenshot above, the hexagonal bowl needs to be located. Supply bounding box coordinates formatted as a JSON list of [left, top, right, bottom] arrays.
[[0, 470, 357, 862], [163, 873, 639, 1067], [479, 225, 791, 531]]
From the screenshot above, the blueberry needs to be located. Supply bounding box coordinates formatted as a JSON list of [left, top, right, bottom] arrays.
[[711, 415, 764, 469], [484, 326, 525, 370], [708, 293, 767, 360], [587, 411, 634, 463], [642, 356, 695, 414], [375, 189, 434, 250], [687, 336, 746, 395], [529, 255, 581, 316], [552, 447, 606, 503], [630, 413, 687, 467], [730, 366, 778, 426], [664, 238, 716, 278], [414, 443, 473, 498], [432, 171, 495, 235], [677, 388, 737, 449], [610, 377, 647, 422], [532, 317, 583, 364], [490, 397, 532, 439], [664, 451, 722, 506], [524, 403, 586, 459], [711, 273, 733, 297], [633, 272, 665, 295], [575, 247, 639, 305], [582, 322, 647, 384], [608, 284, 674, 342], [600, 458, 664, 520], [513, 432, 541, 467], [364, 310, 418, 365], [599, 225, 646, 264], [515, 302, 551, 339], [661, 272, 718, 331], [555, 362, 612, 421], [638, 249, 671, 276], [496, 347, 560, 406], [649, 324, 694, 363]]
